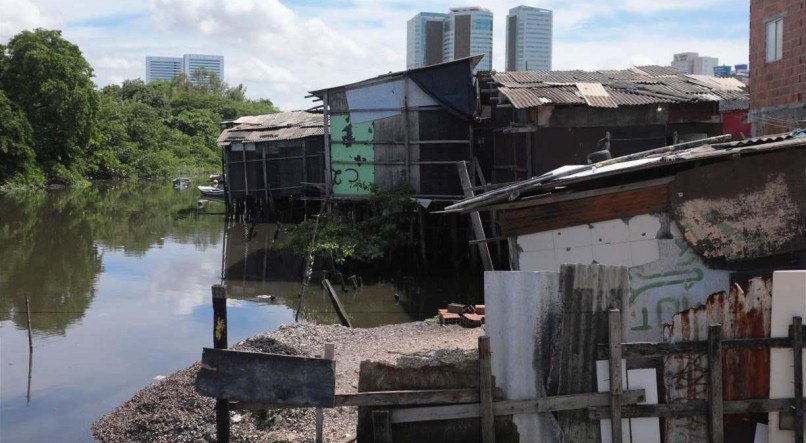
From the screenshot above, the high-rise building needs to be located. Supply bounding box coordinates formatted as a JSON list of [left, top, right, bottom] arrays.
[[444, 7, 493, 72], [734, 64, 749, 76], [713, 65, 732, 77], [505, 6, 552, 72], [407, 12, 449, 69], [145, 56, 183, 83], [671, 52, 719, 75], [406, 7, 493, 73], [183, 54, 224, 85], [145, 54, 224, 83]]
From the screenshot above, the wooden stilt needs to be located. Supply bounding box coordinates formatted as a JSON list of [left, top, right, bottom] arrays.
[[212, 285, 230, 443], [479, 336, 496, 443]]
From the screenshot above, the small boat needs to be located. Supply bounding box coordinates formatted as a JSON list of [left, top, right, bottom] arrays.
[[198, 185, 225, 198], [173, 177, 191, 189]]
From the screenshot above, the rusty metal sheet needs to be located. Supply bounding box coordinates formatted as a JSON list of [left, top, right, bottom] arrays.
[[662, 278, 771, 442], [670, 149, 806, 261]]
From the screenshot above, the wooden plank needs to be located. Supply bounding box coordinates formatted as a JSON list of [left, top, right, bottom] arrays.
[[596, 336, 794, 359], [372, 410, 392, 443], [608, 309, 623, 443], [795, 317, 804, 443], [196, 348, 336, 408], [479, 336, 495, 443], [390, 389, 646, 424], [211, 284, 229, 443], [322, 279, 352, 327], [457, 161, 494, 271], [708, 324, 724, 443], [550, 264, 629, 443], [316, 344, 335, 443], [499, 185, 669, 237], [333, 388, 502, 407], [589, 398, 796, 419]]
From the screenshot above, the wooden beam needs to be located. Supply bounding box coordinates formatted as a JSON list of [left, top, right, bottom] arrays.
[[389, 389, 646, 424], [708, 324, 724, 443], [588, 398, 798, 419], [608, 309, 623, 443], [316, 344, 335, 443], [479, 336, 496, 443], [372, 410, 392, 443], [322, 279, 352, 327], [596, 336, 797, 359], [457, 161, 494, 272], [211, 285, 229, 443], [333, 388, 502, 407], [794, 317, 804, 443]]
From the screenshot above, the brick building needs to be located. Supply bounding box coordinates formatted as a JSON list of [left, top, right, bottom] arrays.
[[749, 0, 806, 135]]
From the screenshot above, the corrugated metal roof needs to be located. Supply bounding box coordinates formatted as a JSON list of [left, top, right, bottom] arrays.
[[576, 82, 618, 108], [491, 67, 747, 109], [444, 132, 806, 212], [218, 111, 323, 145]]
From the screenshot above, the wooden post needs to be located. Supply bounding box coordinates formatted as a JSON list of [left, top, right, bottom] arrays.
[[25, 296, 33, 404], [316, 343, 336, 443], [372, 410, 392, 443], [608, 309, 623, 443], [457, 161, 494, 272], [479, 336, 496, 443], [212, 285, 230, 443], [707, 324, 723, 443], [322, 279, 352, 327], [793, 316, 804, 443]]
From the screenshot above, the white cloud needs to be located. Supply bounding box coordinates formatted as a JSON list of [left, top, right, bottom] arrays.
[[0, 0, 61, 41]]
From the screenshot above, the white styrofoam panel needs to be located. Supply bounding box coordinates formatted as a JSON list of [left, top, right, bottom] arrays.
[[593, 243, 632, 266], [590, 219, 630, 245], [769, 271, 806, 443], [517, 230, 555, 252], [627, 214, 662, 242], [553, 224, 593, 249], [555, 245, 594, 267], [629, 239, 660, 266], [755, 423, 769, 443], [519, 251, 558, 272], [596, 362, 661, 443]]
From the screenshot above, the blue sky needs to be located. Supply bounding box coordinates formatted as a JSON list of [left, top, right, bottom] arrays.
[[1, 0, 750, 109]]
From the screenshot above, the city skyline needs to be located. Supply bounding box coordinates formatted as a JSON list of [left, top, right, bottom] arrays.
[[145, 53, 224, 84], [506, 6, 552, 71], [1, 0, 751, 110]]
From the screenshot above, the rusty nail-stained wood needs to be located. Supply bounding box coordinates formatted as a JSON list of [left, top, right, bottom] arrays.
[[315, 344, 336, 443], [708, 324, 723, 443], [608, 309, 623, 443], [479, 336, 496, 443], [211, 284, 229, 443], [794, 317, 804, 443], [372, 410, 392, 443]]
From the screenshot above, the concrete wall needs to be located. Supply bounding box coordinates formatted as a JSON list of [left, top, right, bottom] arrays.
[[484, 271, 562, 442], [515, 212, 730, 341]]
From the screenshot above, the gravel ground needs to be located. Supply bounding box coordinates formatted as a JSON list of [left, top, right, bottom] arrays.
[[92, 322, 483, 442]]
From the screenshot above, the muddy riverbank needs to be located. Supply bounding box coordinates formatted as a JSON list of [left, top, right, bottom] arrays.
[[92, 322, 483, 442]]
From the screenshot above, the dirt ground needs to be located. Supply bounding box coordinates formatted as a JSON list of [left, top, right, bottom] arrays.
[[92, 322, 483, 442]]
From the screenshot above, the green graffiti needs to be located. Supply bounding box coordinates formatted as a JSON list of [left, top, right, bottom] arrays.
[[632, 307, 652, 331], [330, 114, 375, 196], [656, 297, 680, 328], [629, 268, 704, 303]]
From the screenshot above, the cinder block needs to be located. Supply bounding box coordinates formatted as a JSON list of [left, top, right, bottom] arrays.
[[439, 312, 461, 325], [474, 305, 485, 315], [627, 214, 661, 242], [518, 230, 555, 252], [553, 224, 593, 249], [461, 313, 483, 327], [590, 219, 630, 245]]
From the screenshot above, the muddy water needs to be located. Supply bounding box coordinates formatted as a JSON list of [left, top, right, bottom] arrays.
[[0, 181, 479, 442]]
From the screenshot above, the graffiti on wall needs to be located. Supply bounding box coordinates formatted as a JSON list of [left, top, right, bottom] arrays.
[[330, 114, 374, 195], [627, 238, 729, 342]]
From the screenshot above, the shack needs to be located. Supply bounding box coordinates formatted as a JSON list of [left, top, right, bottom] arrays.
[[309, 56, 482, 201], [217, 111, 324, 215], [479, 66, 749, 182]]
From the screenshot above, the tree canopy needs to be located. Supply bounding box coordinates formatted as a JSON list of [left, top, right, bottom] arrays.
[[0, 28, 279, 188]]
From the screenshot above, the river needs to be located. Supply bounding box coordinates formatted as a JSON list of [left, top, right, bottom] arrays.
[[0, 181, 478, 442]]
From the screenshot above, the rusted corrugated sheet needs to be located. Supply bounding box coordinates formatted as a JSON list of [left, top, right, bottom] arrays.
[[670, 149, 806, 261], [662, 278, 771, 442], [218, 111, 323, 145], [499, 184, 669, 237], [498, 86, 584, 109]]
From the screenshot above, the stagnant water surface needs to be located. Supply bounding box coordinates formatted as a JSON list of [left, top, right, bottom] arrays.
[[0, 181, 477, 442]]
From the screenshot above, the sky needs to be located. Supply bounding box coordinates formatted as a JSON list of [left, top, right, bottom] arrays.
[[1, 0, 750, 110]]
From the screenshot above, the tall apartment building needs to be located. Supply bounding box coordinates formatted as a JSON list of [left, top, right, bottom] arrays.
[[671, 52, 719, 75], [748, 0, 805, 135], [145, 54, 224, 84], [407, 12, 448, 69], [406, 7, 493, 73], [145, 56, 183, 83], [505, 6, 552, 72]]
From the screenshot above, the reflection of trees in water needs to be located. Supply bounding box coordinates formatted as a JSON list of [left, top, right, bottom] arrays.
[[0, 181, 225, 335]]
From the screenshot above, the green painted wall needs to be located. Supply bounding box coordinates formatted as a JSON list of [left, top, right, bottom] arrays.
[[330, 114, 375, 196]]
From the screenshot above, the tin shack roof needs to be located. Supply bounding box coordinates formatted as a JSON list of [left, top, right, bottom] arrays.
[[217, 111, 323, 146], [444, 130, 806, 213], [491, 66, 748, 110]]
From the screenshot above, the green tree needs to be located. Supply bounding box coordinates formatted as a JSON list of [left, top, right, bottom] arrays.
[[0, 91, 42, 185], [1, 29, 97, 174]]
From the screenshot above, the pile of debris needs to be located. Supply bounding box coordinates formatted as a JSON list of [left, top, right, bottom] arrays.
[[438, 304, 485, 327]]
